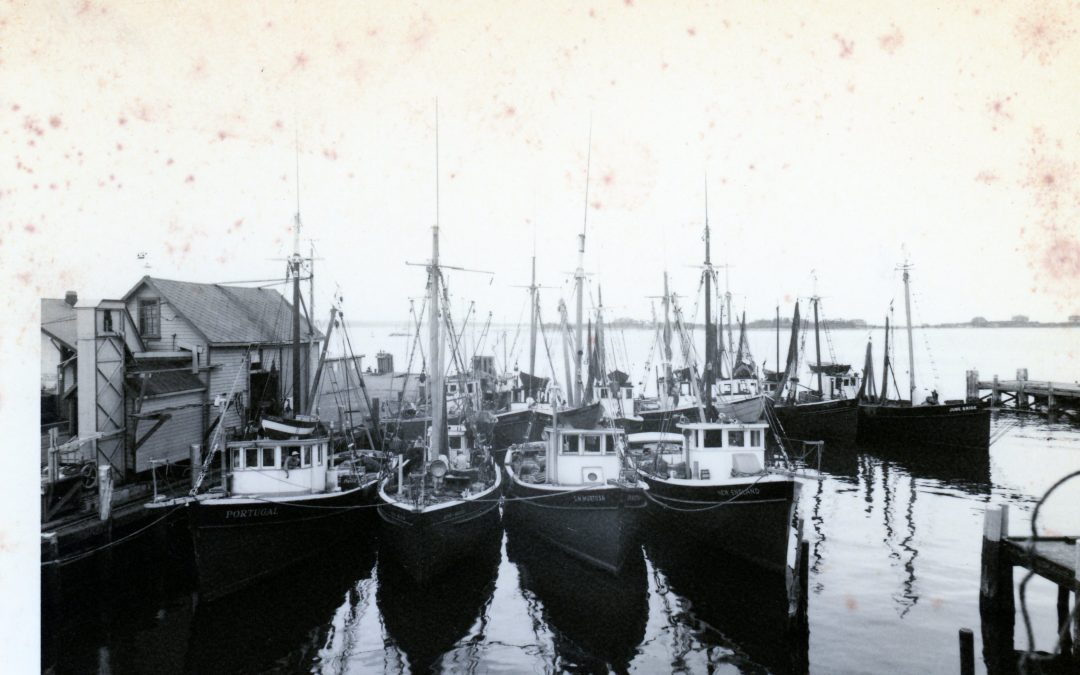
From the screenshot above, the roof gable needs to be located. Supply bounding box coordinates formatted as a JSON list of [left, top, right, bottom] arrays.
[[124, 276, 321, 345], [41, 299, 77, 349]]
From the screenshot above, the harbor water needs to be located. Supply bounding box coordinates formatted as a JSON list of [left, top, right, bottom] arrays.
[[43, 326, 1080, 674]]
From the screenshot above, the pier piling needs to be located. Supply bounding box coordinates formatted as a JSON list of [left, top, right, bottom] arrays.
[[979, 506, 1014, 670], [958, 628, 974, 675]]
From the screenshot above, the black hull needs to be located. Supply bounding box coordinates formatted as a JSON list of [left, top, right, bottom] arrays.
[[376, 520, 502, 672], [638, 473, 799, 572], [772, 397, 859, 444], [857, 402, 991, 449], [637, 405, 701, 433], [492, 408, 534, 449], [644, 526, 808, 675], [504, 478, 646, 573], [528, 402, 604, 438], [505, 517, 648, 671], [377, 493, 502, 585], [188, 483, 376, 602]]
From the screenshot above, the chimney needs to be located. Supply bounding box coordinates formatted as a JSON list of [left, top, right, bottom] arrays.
[[64, 291, 77, 307]]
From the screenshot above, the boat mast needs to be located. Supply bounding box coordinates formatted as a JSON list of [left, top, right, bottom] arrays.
[[901, 263, 916, 402], [813, 298, 823, 397], [574, 123, 592, 408], [528, 251, 538, 399], [662, 271, 673, 408], [775, 303, 780, 382], [428, 109, 444, 463], [702, 177, 714, 418], [881, 315, 891, 403], [291, 211, 303, 414]]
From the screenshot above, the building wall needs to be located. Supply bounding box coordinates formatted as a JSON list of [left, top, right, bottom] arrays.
[[207, 346, 250, 434], [133, 391, 205, 472], [126, 284, 205, 353]]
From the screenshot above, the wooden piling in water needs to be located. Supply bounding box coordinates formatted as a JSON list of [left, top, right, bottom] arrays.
[[1016, 368, 1028, 409], [1074, 543, 1079, 660], [958, 628, 974, 675], [979, 506, 1014, 670], [992, 375, 1001, 407]]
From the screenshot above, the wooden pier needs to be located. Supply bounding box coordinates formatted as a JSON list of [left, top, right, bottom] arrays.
[[967, 369, 1080, 413], [976, 506, 1079, 673]]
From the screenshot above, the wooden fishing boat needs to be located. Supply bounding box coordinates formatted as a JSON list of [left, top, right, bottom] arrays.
[[770, 299, 861, 443], [856, 265, 990, 450], [147, 216, 380, 602], [631, 420, 800, 572], [504, 423, 647, 573], [377, 219, 502, 585]]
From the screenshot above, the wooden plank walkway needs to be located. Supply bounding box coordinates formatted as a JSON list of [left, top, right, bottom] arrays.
[[976, 506, 1079, 672], [967, 369, 1080, 412]]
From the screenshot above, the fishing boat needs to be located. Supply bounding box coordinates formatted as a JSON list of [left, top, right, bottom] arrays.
[[146, 214, 380, 602], [631, 417, 800, 572], [856, 264, 991, 449], [491, 249, 604, 447], [503, 404, 647, 573], [771, 298, 862, 444], [377, 218, 502, 585]]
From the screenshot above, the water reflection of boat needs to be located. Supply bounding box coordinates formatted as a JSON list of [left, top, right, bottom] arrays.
[[822, 443, 991, 496], [376, 524, 501, 673], [185, 529, 377, 673], [643, 526, 809, 674], [505, 513, 648, 672]]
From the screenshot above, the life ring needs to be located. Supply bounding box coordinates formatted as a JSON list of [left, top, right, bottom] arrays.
[[80, 462, 98, 489]]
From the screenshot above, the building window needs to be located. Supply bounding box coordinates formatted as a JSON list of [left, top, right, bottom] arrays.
[[139, 299, 160, 338]]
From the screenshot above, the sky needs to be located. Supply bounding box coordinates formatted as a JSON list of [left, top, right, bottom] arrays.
[[2, 0, 1079, 336], [2, 1, 1080, 662]]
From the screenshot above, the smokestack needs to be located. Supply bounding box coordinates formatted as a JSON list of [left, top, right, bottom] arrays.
[[64, 291, 77, 307]]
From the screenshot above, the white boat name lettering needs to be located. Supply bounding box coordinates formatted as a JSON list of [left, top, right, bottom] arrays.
[[225, 507, 278, 519], [948, 405, 977, 412], [573, 495, 606, 502]]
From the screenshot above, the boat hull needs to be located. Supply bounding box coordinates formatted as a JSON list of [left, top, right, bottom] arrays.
[[528, 402, 604, 438], [638, 472, 799, 572], [772, 397, 859, 443], [856, 402, 991, 449], [716, 394, 766, 422], [187, 483, 376, 601], [491, 408, 534, 449], [377, 491, 502, 585], [636, 405, 700, 433], [504, 478, 646, 573]]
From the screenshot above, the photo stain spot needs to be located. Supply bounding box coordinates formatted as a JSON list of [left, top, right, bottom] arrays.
[[878, 25, 904, 54], [832, 34, 854, 59], [48, 116, 61, 128]]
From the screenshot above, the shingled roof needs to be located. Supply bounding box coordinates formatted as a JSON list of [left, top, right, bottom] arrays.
[[123, 276, 321, 346]]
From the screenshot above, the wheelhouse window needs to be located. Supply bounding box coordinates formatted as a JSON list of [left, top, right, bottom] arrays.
[[750, 430, 762, 447], [303, 447, 312, 466], [232, 448, 242, 470], [245, 447, 258, 469], [261, 447, 276, 468], [316, 445, 323, 465], [560, 436, 578, 455], [449, 435, 463, 450], [583, 435, 602, 454], [723, 384, 732, 395], [729, 430, 745, 447], [703, 429, 725, 447], [138, 299, 160, 338]]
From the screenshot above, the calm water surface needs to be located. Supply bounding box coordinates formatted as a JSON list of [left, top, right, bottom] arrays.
[[43, 327, 1080, 674]]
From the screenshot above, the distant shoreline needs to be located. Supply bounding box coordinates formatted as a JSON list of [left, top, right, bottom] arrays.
[[343, 319, 1079, 330]]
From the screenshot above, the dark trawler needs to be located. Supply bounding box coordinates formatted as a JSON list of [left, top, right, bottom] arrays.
[[857, 263, 991, 449], [770, 294, 862, 444], [376, 201, 501, 584], [490, 246, 602, 450], [630, 416, 800, 572], [145, 211, 381, 602]]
